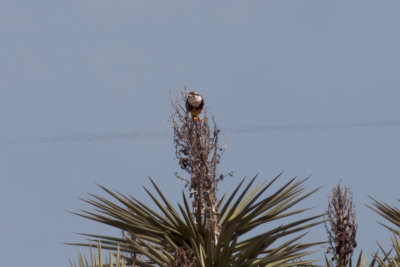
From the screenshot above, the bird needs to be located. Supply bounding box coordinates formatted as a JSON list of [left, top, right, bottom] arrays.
[[186, 91, 204, 120]]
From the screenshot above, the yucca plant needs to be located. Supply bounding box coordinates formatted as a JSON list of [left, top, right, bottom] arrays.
[[70, 89, 324, 266], [368, 197, 400, 266], [71, 174, 323, 266], [369, 198, 400, 235]]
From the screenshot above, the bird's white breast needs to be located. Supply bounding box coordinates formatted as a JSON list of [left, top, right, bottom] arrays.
[[188, 94, 203, 108]]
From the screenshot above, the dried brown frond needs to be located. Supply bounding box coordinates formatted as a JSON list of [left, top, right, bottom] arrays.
[[172, 247, 199, 267], [325, 182, 358, 266]]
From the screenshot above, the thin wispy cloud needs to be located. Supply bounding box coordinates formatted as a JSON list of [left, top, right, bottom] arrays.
[[2, 119, 400, 145]]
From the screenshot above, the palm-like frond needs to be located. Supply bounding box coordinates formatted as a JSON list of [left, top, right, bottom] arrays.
[[368, 197, 400, 266], [372, 235, 400, 266], [70, 174, 323, 266], [368, 197, 400, 235], [324, 251, 371, 267], [69, 243, 126, 267]]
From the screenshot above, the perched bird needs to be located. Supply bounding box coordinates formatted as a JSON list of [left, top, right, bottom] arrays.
[[186, 91, 204, 120]]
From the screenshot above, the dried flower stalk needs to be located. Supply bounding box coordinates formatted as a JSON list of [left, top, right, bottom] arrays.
[[171, 88, 230, 245], [325, 183, 358, 266]]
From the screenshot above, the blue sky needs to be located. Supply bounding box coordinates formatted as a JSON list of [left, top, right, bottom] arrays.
[[1, 1, 400, 266]]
